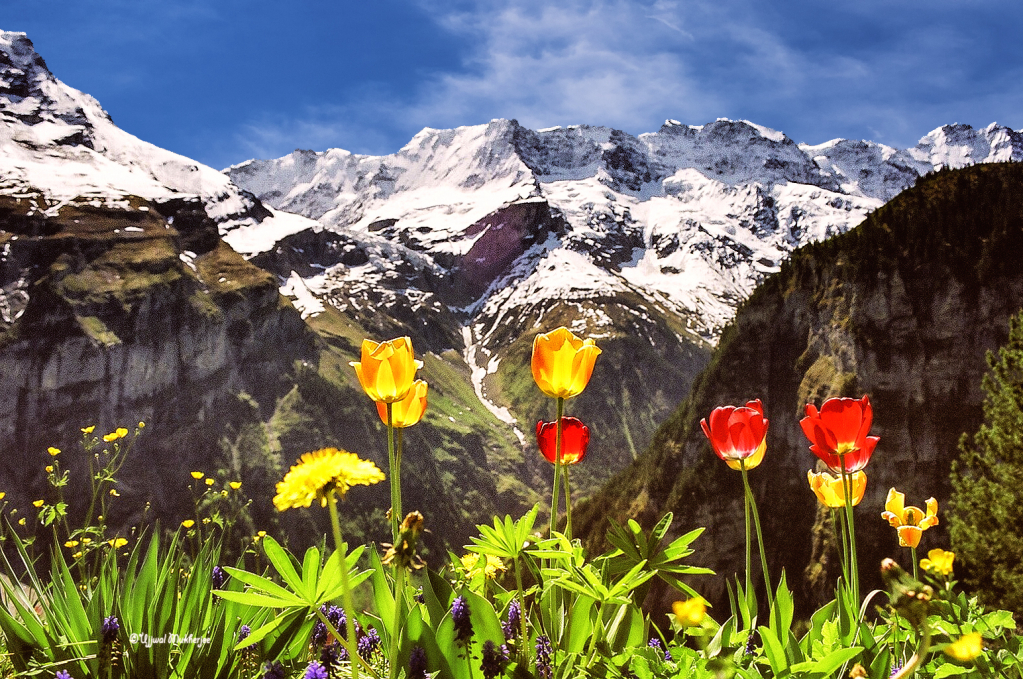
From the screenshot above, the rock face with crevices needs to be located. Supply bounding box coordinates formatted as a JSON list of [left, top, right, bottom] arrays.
[[574, 162, 1023, 617]]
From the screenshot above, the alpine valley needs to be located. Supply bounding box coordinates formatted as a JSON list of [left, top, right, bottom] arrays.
[[1, 29, 1020, 561]]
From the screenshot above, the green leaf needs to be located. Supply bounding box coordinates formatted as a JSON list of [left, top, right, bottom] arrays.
[[261, 537, 308, 600], [790, 646, 863, 675], [758, 625, 791, 678]]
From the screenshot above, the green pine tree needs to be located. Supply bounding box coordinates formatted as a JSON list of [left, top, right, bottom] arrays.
[[949, 309, 1023, 614]]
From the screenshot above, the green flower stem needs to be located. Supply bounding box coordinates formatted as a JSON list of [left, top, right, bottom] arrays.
[[390, 565, 406, 679], [387, 403, 400, 544], [327, 493, 365, 679], [839, 464, 860, 604], [548, 398, 565, 538], [891, 619, 931, 679], [911, 546, 918, 582], [741, 461, 774, 609], [514, 558, 529, 654], [837, 510, 852, 601], [563, 462, 573, 541], [743, 477, 752, 597]]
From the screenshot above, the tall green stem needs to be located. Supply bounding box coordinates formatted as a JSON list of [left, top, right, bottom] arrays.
[[563, 462, 573, 540], [390, 565, 406, 679], [548, 398, 565, 537], [743, 475, 752, 597], [387, 403, 400, 544], [327, 494, 362, 679], [837, 509, 851, 599], [911, 547, 918, 582], [741, 462, 773, 609], [839, 463, 860, 605]]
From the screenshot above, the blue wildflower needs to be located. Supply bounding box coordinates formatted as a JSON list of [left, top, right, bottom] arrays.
[[101, 616, 119, 644], [55, 672, 73, 679], [481, 639, 508, 679], [536, 634, 553, 679], [262, 661, 286, 679], [238, 624, 251, 642], [452, 596, 473, 644], [409, 645, 428, 679], [502, 600, 521, 641], [212, 565, 228, 589], [304, 660, 328, 679]]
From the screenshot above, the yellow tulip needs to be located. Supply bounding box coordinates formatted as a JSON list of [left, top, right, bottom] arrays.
[[350, 337, 420, 403], [882, 488, 938, 549], [531, 327, 601, 399], [807, 470, 867, 508], [377, 379, 428, 427]]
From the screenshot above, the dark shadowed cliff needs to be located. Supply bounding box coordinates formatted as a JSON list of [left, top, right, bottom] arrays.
[[575, 162, 1023, 617]]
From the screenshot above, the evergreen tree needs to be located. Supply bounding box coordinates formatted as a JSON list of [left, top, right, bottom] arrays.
[[949, 309, 1023, 614]]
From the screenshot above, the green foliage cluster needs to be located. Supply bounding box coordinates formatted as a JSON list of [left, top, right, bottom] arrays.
[[949, 309, 1023, 614]]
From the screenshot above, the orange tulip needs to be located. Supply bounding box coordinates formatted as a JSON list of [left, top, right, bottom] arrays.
[[531, 327, 601, 399], [882, 488, 938, 549], [376, 380, 428, 427], [807, 470, 866, 508], [350, 337, 420, 403]]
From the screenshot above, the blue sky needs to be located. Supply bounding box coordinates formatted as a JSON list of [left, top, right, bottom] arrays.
[[7, 0, 1023, 170]]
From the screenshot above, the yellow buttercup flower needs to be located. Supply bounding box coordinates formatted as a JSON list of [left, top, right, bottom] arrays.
[[103, 428, 128, 442], [47, 447, 61, 456], [81, 425, 96, 434], [460, 553, 505, 580], [350, 337, 420, 403], [81, 537, 91, 544], [109, 489, 120, 497], [531, 327, 601, 399], [945, 632, 983, 661], [273, 448, 385, 511], [882, 488, 938, 549], [181, 520, 195, 529], [672, 598, 706, 627], [190, 471, 204, 480], [204, 478, 215, 487], [65, 540, 79, 548], [108, 538, 128, 549], [920, 548, 955, 577], [45, 466, 53, 474], [808, 470, 867, 508], [229, 481, 242, 490], [32, 500, 44, 508], [377, 379, 428, 427], [72, 551, 83, 559], [17, 518, 25, 526]]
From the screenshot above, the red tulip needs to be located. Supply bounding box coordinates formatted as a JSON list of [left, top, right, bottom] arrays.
[[700, 400, 768, 470], [799, 395, 879, 473], [536, 417, 589, 465]]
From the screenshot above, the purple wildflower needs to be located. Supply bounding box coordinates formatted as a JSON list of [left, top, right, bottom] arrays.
[[262, 661, 286, 679], [359, 627, 381, 658], [891, 663, 903, 677], [452, 596, 473, 644], [238, 624, 251, 642], [536, 635, 553, 679], [414, 587, 425, 604], [502, 600, 521, 641], [481, 639, 508, 679], [304, 660, 328, 679], [648, 637, 671, 661], [55, 672, 72, 679], [211, 565, 228, 589], [101, 616, 119, 644], [409, 645, 428, 679]]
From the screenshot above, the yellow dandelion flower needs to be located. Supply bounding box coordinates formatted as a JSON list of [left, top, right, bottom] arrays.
[[32, 500, 44, 508], [45, 465, 53, 474], [47, 446, 61, 456], [190, 471, 204, 480], [109, 489, 120, 497], [108, 538, 128, 549], [945, 632, 983, 662], [181, 519, 195, 529], [273, 448, 385, 511], [204, 478, 215, 487], [65, 540, 79, 548], [460, 553, 505, 579], [229, 481, 242, 490]]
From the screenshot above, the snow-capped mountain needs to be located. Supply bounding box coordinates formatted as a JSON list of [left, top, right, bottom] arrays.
[[0, 31, 317, 240], [225, 116, 1023, 471]]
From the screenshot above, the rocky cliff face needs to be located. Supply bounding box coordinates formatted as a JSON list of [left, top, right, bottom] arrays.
[[575, 162, 1023, 616], [0, 191, 317, 525]]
